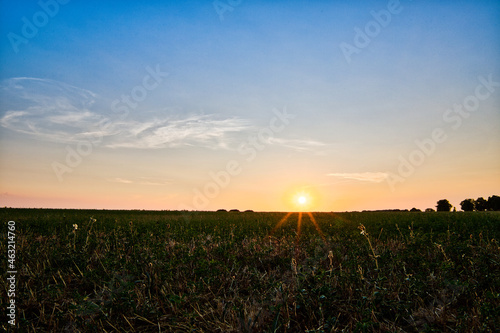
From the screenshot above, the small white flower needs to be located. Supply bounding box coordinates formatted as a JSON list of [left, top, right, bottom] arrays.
[[358, 224, 367, 235]]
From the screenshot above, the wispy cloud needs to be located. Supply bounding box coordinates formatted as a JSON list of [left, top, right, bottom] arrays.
[[0, 77, 250, 150], [107, 115, 250, 149], [108, 178, 134, 184], [107, 177, 172, 186], [327, 172, 388, 183], [1, 77, 330, 153], [268, 137, 329, 153], [0, 77, 104, 142]]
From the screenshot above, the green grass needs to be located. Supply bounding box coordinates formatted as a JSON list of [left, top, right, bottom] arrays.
[[1, 208, 499, 332]]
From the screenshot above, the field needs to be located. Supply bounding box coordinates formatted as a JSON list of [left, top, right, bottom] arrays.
[[1, 208, 499, 332]]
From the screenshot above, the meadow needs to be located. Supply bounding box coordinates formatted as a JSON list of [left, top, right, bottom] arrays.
[[1, 208, 499, 332]]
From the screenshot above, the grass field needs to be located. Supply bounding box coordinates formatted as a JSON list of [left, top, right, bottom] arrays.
[[1, 208, 499, 332]]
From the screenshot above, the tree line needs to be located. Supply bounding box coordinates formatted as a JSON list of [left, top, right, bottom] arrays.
[[435, 195, 500, 212]]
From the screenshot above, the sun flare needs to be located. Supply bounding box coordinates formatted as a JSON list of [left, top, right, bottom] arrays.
[[292, 191, 313, 211], [283, 185, 320, 212]]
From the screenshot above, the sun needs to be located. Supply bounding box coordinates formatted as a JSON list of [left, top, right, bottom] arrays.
[[292, 191, 313, 211], [283, 185, 320, 212]]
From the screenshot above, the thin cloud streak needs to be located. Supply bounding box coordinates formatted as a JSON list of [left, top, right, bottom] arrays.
[[107, 177, 172, 186], [268, 137, 329, 153], [327, 172, 389, 183]]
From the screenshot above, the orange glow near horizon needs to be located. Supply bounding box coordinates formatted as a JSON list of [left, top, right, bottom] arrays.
[[2, 172, 499, 212]]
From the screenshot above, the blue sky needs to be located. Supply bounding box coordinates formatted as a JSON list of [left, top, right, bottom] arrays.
[[1, 0, 499, 211]]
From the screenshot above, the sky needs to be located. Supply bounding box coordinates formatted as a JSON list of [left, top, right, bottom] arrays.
[[0, 0, 499, 212]]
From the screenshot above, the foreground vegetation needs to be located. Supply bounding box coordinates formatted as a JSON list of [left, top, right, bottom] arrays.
[[1, 208, 499, 332]]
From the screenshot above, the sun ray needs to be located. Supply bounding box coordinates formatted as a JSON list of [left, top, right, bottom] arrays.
[[296, 212, 303, 242], [269, 210, 329, 261], [306, 212, 326, 243], [270, 212, 294, 235], [295, 212, 303, 257]]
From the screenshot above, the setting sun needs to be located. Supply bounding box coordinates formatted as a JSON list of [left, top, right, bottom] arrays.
[[290, 190, 315, 211], [282, 185, 322, 212]]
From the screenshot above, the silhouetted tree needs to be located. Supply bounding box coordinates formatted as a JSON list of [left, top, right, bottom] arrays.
[[436, 199, 452, 212], [460, 199, 475, 212], [410, 207, 421, 212], [475, 197, 488, 211], [488, 195, 500, 211], [425, 208, 435, 212]]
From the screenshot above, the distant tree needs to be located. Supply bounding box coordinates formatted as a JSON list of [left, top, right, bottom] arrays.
[[425, 208, 435, 212], [410, 207, 421, 212], [475, 197, 488, 211], [229, 209, 240, 213], [460, 199, 475, 212], [216, 209, 227, 212], [436, 199, 452, 212], [488, 195, 500, 211]]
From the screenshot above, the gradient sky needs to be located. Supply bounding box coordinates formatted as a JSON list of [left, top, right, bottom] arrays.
[[1, 0, 499, 212]]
